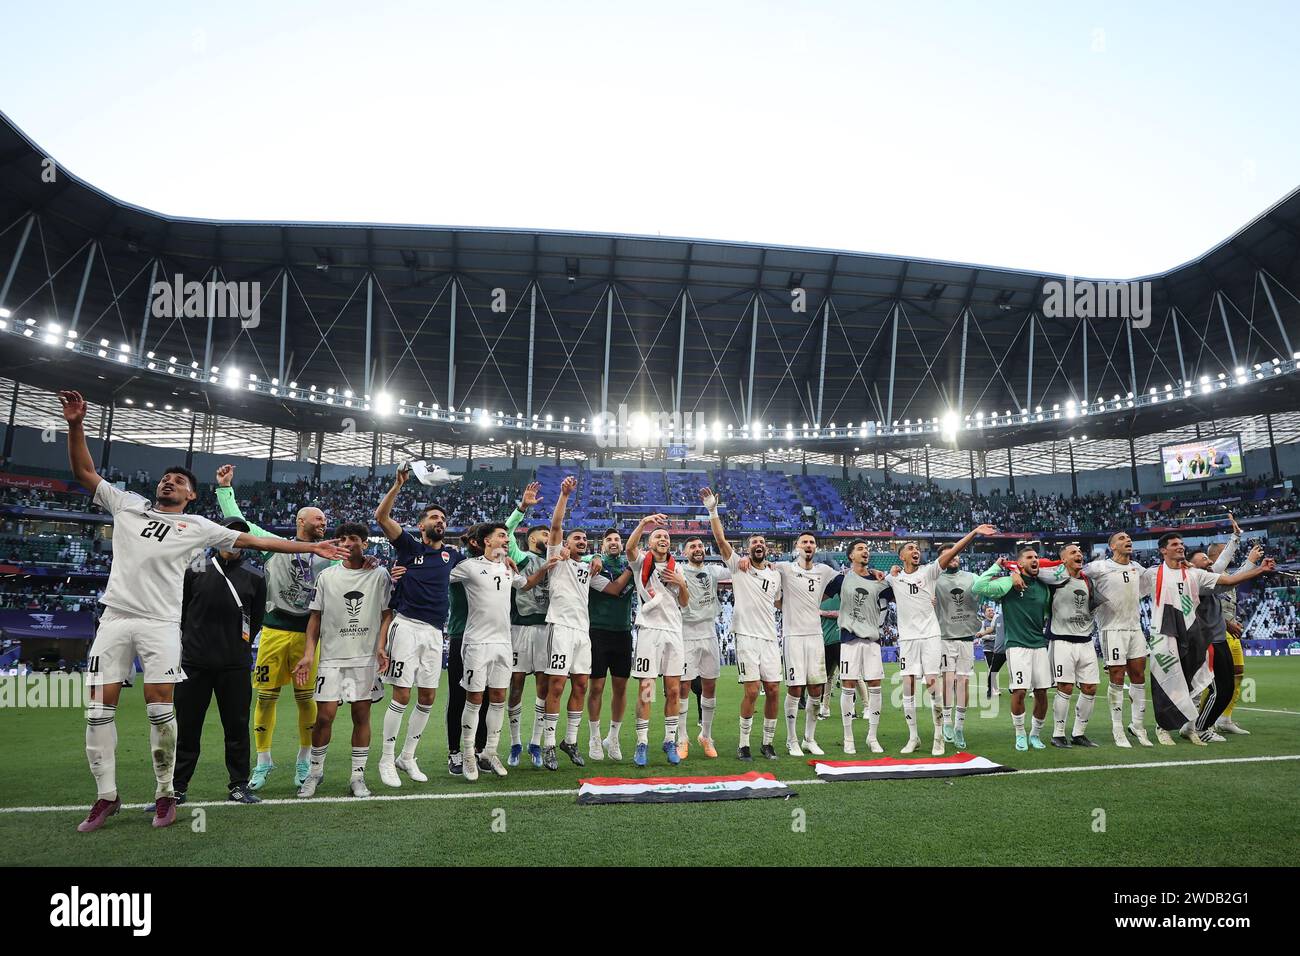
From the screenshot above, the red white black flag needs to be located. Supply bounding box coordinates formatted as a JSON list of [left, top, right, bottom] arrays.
[[809, 752, 1014, 781], [577, 771, 795, 805]]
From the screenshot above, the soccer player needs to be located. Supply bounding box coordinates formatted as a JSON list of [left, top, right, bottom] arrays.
[[892, 525, 996, 755], [823, 540, 892, 753], [504, 482, 558, 766], [539, 476, 612, 770], [59, 390, 346, 832], [215, 463, 333, 789], [935, 560, 983, 750], [770, 532, 842, 756], [449, 522, 527, 780], [373, 465, 462, 786], [1141, 532, 1273, 746], [1082, 531, 1154, 748], [818, 592, 839, 720], [1044, 544, 1102, 748], [701, 487, 783, 760], [973, 544, 1053, 751], [678, 535, 731, 757], [444, 526, 490, 775], [588, 528, 635, 761], [1189, 540, 1264, 744], [624, 515, 690, 765], [1210, 516, 1251, 736], [294, 523, 392, 797], [982, 606, 1004, 697]]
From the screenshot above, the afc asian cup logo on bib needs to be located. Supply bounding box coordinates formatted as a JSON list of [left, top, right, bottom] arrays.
[[344, 590, 365, 619]]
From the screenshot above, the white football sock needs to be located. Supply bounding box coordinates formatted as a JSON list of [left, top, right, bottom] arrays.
[[146, 702, 177, 799], [608, 720, 623, 744], [784, 693, 800, 742], [1012, 712, 1026, 736], [954, 706, 967, 731], [257, 750, 273, 768], [485, 701, 505, 755], [867, 688, 882, 741], [1073, 693, 1095, 737], [665, 715, 679, 745], [531, 699, 546, 746], [543, 712, 558, 747], [350, 746, 368, 777], [461, 701, 482, 756], [636, 718, 650, 746], [1108, 682, 1125, 729], [700, 697, 716, 740], [804, 695, 821, 742], [676, 697, 690, 743], [85, 702, 118, 800], [565, 710, 581, 745], [401, 702, 431, 760], [309, 745, 327, 776], [1030, 716, 1045, 739], [382, 700, 407, 758], [1053, 692, 1071, 737], [762, 718, 777, 745], [902, 694, 918, 740], [1128, 684, 1146, 726], [508, 703, 523, 747], [738, 715, 753, 748], [840, 688, 856, 739], [588, 716, 602, 743], [296, 746, 310, 763]]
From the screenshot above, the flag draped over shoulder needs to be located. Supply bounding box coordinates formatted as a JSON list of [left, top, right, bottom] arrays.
[[1148, 562, 1214, 730]]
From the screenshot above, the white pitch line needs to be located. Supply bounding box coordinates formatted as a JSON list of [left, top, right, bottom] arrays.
[[2, 754, 1298, 815], [1235, 706, 1300, 715]]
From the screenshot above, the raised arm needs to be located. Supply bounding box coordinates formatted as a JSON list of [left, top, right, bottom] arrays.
[[57, 391, 101, 492], [374, 466, 408, 541], [505, 482, 542, 565], [1216, 558, 1275, 588], [700, 487, 732, 562], [237, 533, 346, 561], [971, 559, 1015, 601], [939, 523, 997, 569], [1211, 521, 1241, 574], [625, 513, 667, 564], [598, 566, 634, 596], [550, 476, 575, 547], [215, 464, 272, 539]]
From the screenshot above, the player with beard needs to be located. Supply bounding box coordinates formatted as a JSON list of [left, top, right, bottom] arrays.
[[60, 392, 348, 831], [587, 528, 636, 761], [1043, 544, 1103, 748], [372, 466, 463, 786], [701, 487, 784, 760], [678, 536, 731, 758], [822, 541, 891, 753], [624, 515, 691, 765], [891, 526, 996, 755], [769, 532, 842, 757], [934, 561, 984, 750], [973, 544, 1053, 751], [538, 477, 617, 770], [216, 464, 336, 791]]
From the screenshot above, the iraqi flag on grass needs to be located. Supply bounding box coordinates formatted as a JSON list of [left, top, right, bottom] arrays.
[[577, 771, 794, 805], [809, 752, 1014, 781]]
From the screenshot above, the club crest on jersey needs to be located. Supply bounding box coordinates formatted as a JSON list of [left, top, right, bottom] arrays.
[[441, 551, 449, 563]]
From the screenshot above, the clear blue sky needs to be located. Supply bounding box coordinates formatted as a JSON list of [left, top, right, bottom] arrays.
[[3, 0, 1297, 278]]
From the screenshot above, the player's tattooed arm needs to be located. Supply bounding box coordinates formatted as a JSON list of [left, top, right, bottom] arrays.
[[294, 611, 322, 686], [700, 487, 733, 561], [57, 391, 101, 492], [939, 524, 997, 569]]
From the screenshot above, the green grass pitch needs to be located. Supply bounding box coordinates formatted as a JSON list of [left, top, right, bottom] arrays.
[[2, 659, 1298, 866]]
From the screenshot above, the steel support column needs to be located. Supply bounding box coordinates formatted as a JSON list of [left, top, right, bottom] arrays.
[[1266, 413, 1280, 480], [202, 265, 216, 375], [675, 289, 686, 416], [969, 448, 977, 496], [70, 240, 96, 332], [1082, 317, 1089, 402], [1007, 446, 1015, 494], [185, 415, 197, 470], [1125, 311, 1138, 398], [602, 285, 613, 420], [746, 295, 759, 422], [816, 300, 829, 425], [1171, 307, 1189, 385], [957, 308, 969, 415], [1216, 292, 1239, 369], [924, 444, 930, 484], [1068, 440, 1078, 497], [1025, 312, 1035, 411], [1, 381, 18, 462], [526, 282, 537, 422], [313, 431, 324, 482], [1129, 436, 1139, 494], [1259, 272, 1295, 359], [266, 427, 276, 482], [138, 259, 159, 358], [0, 214, 34, 312], [370, 429, 379, 478], [886, 304, 899, 425], [364, 273, 374, 398], [99, 402, 114, 472], [278, 269, 288, 386], [448, 278, 457, 407]]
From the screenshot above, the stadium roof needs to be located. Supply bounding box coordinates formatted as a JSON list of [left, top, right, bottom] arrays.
[[2, 108, 1299, 459]]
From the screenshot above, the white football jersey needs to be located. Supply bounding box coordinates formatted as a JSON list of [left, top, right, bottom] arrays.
[[892, 561, 943, 641], [773, 561, 840, 637], [681, 562, 730, 625], [725, 551, 781, 641], [544, 544, 600, 630], [450, 557, 524, 645], [633, 559, 684, 633], [1080, 558, 1143, 631], [310, 563, 393, 666], [95, 481, 240, 623]]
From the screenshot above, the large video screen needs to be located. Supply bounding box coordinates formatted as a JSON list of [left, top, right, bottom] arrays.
[[1159, 434, 1244, 485]]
